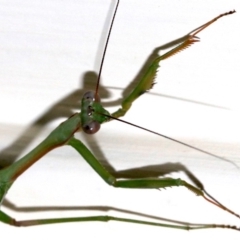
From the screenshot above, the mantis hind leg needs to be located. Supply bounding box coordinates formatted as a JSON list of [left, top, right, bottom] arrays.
[[0, 209, 238, 230]]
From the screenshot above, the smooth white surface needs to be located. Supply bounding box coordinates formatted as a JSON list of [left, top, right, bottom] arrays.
[[0, 0, 240, 239]]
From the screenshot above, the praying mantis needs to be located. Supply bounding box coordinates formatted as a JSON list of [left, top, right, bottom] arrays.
[[0, 0, 240, 239]]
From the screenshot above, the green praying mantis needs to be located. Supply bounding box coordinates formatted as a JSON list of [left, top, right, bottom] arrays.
[[0, 0, 240, 238]]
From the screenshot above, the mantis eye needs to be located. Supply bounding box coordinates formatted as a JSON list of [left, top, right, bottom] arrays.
[[82, 121, 100, 134], [82, 91, 100, 102], [81, 91, 101, 134]]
